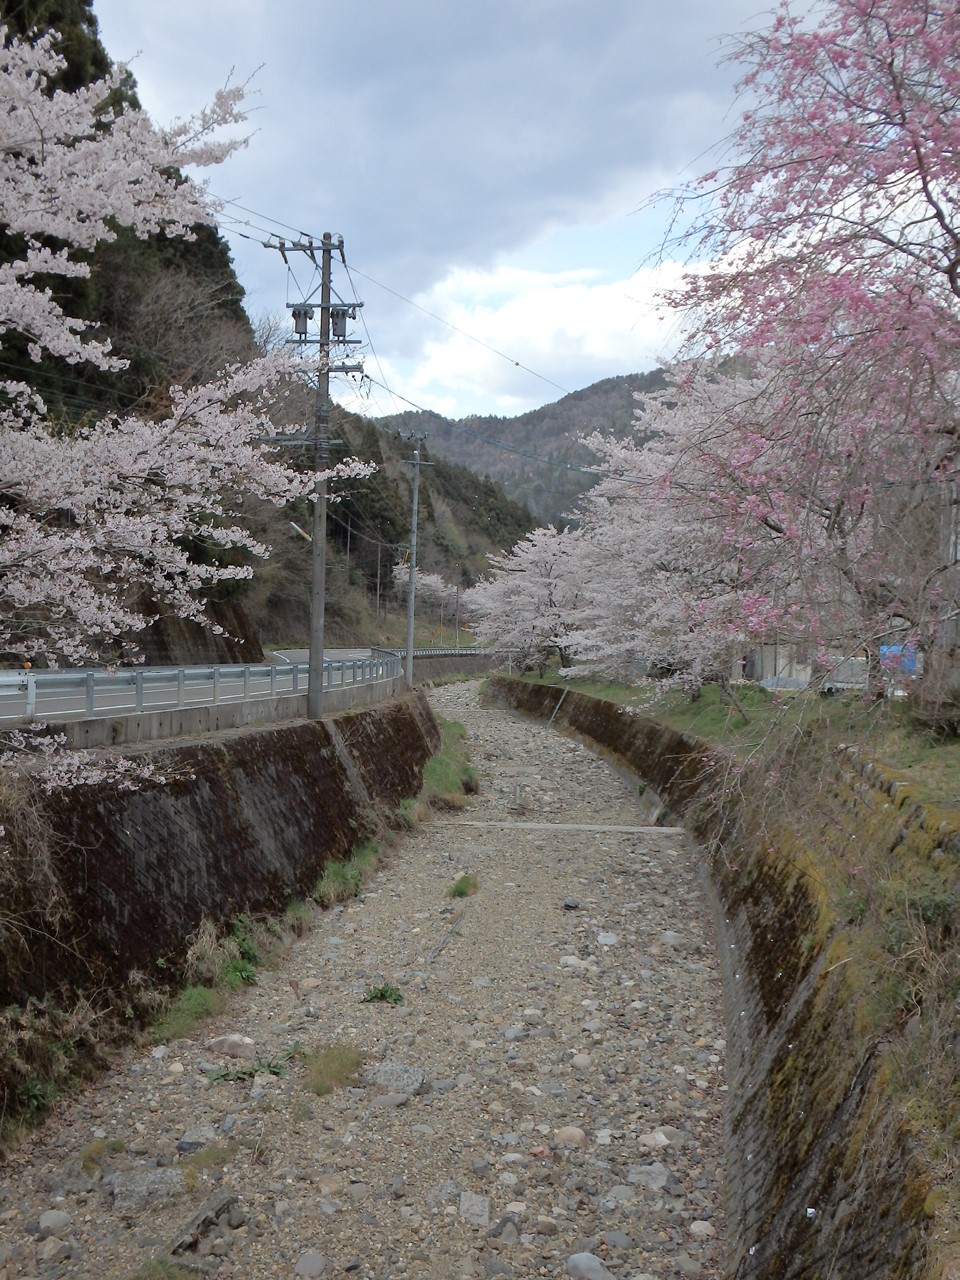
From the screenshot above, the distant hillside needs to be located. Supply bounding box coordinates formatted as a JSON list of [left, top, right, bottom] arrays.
[[240, 407, 536, 647], [378, 370, 668, 524]]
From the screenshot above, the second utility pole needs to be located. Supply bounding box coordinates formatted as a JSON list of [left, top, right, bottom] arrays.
[[403, 435, 430, 688]]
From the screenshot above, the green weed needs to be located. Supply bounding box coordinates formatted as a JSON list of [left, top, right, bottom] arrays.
[[16, 1075, 55, 1119], [449, 873, 479, 898], [231, 913, 261, 965], [204, 1044, 299, 1083], [223, 958, 258, 988], [153, 985, 224, 1043], [361, 982, 403, 1005]]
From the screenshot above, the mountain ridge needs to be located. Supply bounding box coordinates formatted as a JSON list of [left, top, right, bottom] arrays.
[[374, 369, 667, 524]]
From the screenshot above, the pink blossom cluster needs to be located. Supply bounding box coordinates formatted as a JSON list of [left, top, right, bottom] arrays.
[[469, 0, 958, 690]]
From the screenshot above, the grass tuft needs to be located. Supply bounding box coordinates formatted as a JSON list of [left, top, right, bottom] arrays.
[[316, 860, 362, 907], [180, 1141, 237, 1191], [78, 1137, 124, 1174], [283, 900, 312, 936], [303, 1042, 365, 1096], [316, 840, 381, 908], [130, 1264, 199, 1280], [421, 717, 479, 808], [449, 873, 479, 898], [394, 797, 421, 829], [153, 985, 224, 1043]]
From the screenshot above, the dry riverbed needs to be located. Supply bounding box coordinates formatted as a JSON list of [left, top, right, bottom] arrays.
[[0, 680, 727, 1280]]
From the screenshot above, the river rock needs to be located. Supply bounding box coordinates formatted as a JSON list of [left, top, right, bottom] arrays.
[[366, 1060, 428, 1095], [111, 1168, 188, 1214], [207, 1034, 256, 1059], [460, 1190, 491, 1227], [37, 1209, 72, 1239], [566, 1252, 617, 1280]]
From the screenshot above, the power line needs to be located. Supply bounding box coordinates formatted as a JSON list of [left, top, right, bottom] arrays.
[[341, 261, 573, 400], [216, 198, 573, 400], [341, 259, 405, 416], [326, 504, 405, 551]]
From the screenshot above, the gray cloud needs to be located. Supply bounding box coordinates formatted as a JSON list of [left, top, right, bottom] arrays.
[[94, 0, 770, 408]]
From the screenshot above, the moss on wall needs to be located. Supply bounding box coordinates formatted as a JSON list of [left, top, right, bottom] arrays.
[[0, 691, 440, 1004], [486, 675, 960, 1280]]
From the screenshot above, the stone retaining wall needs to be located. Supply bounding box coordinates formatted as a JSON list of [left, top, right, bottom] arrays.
[[1, 691, 440, 1005], [485, 675, 960, 1280]]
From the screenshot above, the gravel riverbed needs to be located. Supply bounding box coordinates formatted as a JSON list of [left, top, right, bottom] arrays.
[[0, 680, 728, 1280]]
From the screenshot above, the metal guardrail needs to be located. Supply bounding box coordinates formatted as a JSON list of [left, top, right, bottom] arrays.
[[0, 647, 494, 724], [0, 654, 404, 723], [376, 647, 486, 659]]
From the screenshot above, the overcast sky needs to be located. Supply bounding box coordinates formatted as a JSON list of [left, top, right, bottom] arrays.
[[92, 0, 770, 420]]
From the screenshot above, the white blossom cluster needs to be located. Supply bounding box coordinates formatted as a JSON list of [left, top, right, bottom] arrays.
[[0, 27, 373, 792]]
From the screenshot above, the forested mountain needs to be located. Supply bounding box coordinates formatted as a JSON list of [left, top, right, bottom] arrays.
[[379, 369, 667, 524], [241, 406, 535, 647]]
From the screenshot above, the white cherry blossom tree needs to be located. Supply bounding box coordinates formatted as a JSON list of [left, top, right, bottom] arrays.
[[464, 525, 592, 675], [0, 26, 372, 786], [0, 26, 370, 669]]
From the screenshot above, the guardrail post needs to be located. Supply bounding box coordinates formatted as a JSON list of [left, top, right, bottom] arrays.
[[243, 665, 251, 699], [85, 671, 95, 717], [292, 664, 299, 695], [177, 668, 185, 707], [270, 664, 277, 699], [134, 670, 144, 713], [25, 673, 37, 721], [212, 667, 220, 705]]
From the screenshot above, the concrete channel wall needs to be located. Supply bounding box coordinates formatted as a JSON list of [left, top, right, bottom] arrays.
[[484, 675, 959, 1280], [2, 691, 440, 1007]]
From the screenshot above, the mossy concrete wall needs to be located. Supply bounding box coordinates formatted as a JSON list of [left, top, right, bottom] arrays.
[[2, 691, 440, 1005], [485, 676, 960, 1280]]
